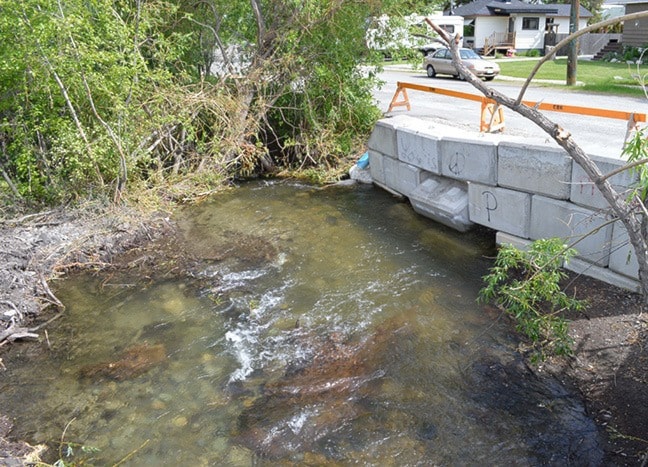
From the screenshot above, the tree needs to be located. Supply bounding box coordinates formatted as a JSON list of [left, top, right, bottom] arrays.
[[0, 0, 391, 204], [427, 11, 648, 303], [0, 0, 194, 203]]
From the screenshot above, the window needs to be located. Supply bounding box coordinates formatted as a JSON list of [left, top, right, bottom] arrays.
[[439, 24, 455, 34], [433, 49, 449, 59], [522, 17, 540, 30]]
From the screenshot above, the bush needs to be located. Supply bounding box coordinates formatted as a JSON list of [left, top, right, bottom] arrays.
[[604, 45, 647, 63], [479, 238, 586, 361]]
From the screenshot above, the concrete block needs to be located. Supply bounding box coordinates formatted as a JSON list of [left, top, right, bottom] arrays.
[[570, 154, 639, 210], [468, 183, 531, 238], [367, 119, 399, 158], [495, 231, 640, 292], [498, 141, 572, 199], [439, 135, 498, 184], [368, 150, 386, 185], [349, 165, 372, 184], [608, 221, 639, 279], [495, 231, 532, 250], [530, 196, 613, 266], [409, 175, 473, 232], [397, 123, 441, 174], [565, 257, 640, 293], [383, 157, 428, 197]]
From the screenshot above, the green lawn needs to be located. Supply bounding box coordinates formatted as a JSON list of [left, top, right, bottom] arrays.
[[496, 58, 647, 96]]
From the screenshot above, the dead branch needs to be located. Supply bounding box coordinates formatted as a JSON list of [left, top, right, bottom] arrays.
[[0, 210, 56, 226], [0, 140, 21, 199], [0, 325, 39, 343], [52, 260, 110, 273], [38, 274, 65, 310], [29, 312, 64, 332]]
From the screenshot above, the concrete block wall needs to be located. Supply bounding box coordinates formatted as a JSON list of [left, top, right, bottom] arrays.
[[367, 115, 640, 292]]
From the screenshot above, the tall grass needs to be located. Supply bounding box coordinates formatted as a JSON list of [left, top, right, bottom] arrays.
[[497, 58, 646, 96]]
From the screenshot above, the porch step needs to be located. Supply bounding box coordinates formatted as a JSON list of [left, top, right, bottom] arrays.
[[592, 40, 623, 60]]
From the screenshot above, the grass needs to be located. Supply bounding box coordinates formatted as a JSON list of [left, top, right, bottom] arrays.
[[497, 58, 647, 96]]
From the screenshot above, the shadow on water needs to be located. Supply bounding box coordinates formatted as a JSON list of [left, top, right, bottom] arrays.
[[0, 180, 603, 465]]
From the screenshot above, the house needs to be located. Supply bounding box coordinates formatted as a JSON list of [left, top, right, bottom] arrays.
[[366, 13, 465, 57], [452, 0, 593, 55], [602, 0, 648, 46]]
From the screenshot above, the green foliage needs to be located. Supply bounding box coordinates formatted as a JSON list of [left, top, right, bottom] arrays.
[[553, 0, 605, 22], [0, 0, 194, 203], [524, 49, 540, 58], [0, 0, 391, 205], [479, 238, 586, 361], [622, 126, 648, 201], [496, 58, 646, 96], [603, 45, 647, 63]]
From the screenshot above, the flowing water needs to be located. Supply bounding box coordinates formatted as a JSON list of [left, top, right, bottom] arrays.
[[0, 181, 602, 465]]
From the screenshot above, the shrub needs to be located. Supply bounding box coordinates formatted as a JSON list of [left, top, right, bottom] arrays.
[[479, 238, 586, 361]]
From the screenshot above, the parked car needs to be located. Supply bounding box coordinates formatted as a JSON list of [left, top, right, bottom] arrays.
[[418, 44, 440, 56], [424, 48, 500, 81]]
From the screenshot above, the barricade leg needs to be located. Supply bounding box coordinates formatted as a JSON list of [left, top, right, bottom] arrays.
[[388, 86, 411, 112], [480, 100, 505, 133], [624, 113, 642, 143]]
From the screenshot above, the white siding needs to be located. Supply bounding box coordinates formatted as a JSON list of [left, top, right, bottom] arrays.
[[552, 18, 570, 34], [472, 13, 590, 51], [473, 16, 508, 48], [552, 17, 589, 34], [512, 15, 546, 49]]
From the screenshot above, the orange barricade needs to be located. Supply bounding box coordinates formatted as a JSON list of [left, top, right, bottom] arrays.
[[388, 81, 646, 133]]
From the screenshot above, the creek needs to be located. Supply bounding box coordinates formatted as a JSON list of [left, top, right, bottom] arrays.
[[0, 180, 602, 465]]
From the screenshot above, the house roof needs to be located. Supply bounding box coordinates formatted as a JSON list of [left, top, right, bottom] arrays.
[[547, 4, 595, 17], [453, 0, 593, 18]]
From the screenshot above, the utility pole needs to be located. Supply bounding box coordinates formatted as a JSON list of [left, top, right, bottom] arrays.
[[566, 0, 580, 85]]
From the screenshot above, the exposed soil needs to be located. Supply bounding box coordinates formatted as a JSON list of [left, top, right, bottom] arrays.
[[0, 202, 647, 465], [544, 274, 648, 466]]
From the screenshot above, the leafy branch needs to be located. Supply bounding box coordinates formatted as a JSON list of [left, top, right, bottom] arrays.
[[479, 238, 586, 361]]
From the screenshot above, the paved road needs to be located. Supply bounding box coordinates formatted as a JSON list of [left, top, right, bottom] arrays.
[[375, 68, 648, 159]]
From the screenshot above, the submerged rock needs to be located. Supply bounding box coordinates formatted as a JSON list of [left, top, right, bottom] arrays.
[[232, 318, 414, 459], [182, 229, 278, 267], [79, 342, 166, 381]]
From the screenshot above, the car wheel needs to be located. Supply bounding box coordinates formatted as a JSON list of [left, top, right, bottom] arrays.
[[426, 65, 436, 78]]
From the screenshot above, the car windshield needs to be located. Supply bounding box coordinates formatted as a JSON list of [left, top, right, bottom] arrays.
[[459, 49, 481, 59]]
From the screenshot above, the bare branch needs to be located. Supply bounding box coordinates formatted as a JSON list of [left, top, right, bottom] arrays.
[[56, 0, 128, 202], [600, 157, 648, 182], [432, 14, 648, 299], [250, 0, 266, 48]]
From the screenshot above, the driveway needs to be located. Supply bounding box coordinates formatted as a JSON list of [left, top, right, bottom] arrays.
[[375, 68, 648, 159]]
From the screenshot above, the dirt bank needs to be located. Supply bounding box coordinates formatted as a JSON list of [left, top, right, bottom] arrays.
[[0, 203, 175, 464], [0, 201, 646, 464]]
